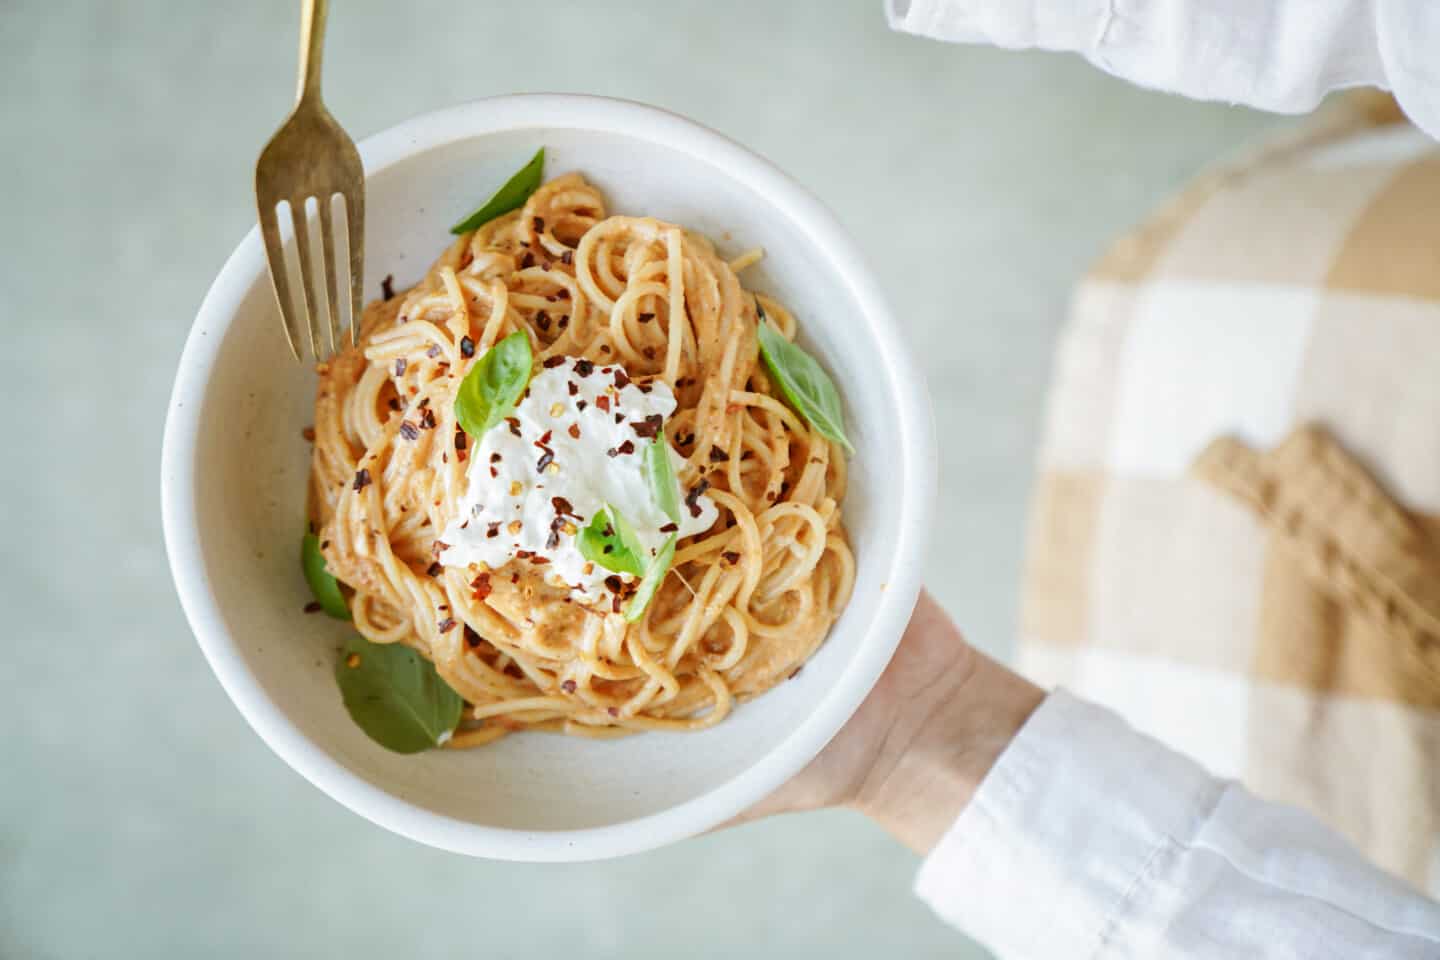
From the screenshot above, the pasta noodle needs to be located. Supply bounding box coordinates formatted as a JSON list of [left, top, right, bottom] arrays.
[[309, 172, 854, 747]]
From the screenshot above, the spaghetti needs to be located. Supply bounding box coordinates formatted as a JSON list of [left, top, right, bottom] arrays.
[[309, 172, 854, 747]]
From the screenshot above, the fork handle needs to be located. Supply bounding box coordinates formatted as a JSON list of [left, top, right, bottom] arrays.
[[295, 0, 328, 105]]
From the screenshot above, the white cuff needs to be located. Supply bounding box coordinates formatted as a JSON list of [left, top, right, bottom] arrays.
[[913, 689, 1222, 958], [885, 0, 1111, 54]]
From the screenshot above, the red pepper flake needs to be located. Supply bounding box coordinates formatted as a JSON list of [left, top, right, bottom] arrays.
[[381, 274, 396, 300], [399, 421, 420, 441], [552, 496, 577, 517], [566, 381, 578, 397], [561, 679, 577, 693], [301, 426, 316, 443], [722, 551, 740, 565], [605, 439, 635, 457], [529, 555, 551, 565], [352, 468, 372, 491], [515, 549, 532, 560], [788, 666, 803, 680], [418, 396, 431, 409], [426, 344, 441, 358], [537, 429, 553, 446], [642, 347, 656, 361], [604, 574, 622, 593], [471, 573, 492, 602], [685, 478, 710, 518], [542, 355, 567, 369], [419, 407, 437, 430], [437, 617, 457, 634], [557, 316, 569, 331], [567, 423, 581, 440], [532, 216, 545, 233], [490, 452, 502, 464], [454, 427, 467, 450], [536, 449, 555, 473], [387, 397, 402, 411], [464, 624, 482, 648], [489, 467, 498, 478], [576, 400, 588, 412], [535, 310, 551, 332], [561, 250, 574, 266], [595, 395, 611, 413], [426, 561, 443, 577], [632, 414, 663, 439], [557, 288, 571, 300], [506, 417, 522, 437], [573, 359, 594, 377], [676, 431, 695, 447], [613, 368, 631, 389], [659, 522, 679, 534], [637, 312, 654, 324], [607, 706, 619, 717], [459, 249, 474, 269], [546, 516, 564, 550], [614, 413, 624, 424], [460, 336, 475, 358], [433, 540, 450, 557], [303, 601, 322, 614], [510, 572, 520, 584], [486, 522, 501, 539], [519, 251, 535, 269], [708, 445, 730, 463], [600, 345, 611, 354]]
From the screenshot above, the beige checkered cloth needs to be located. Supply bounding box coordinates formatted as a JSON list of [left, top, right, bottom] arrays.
[[1019, 96, 1440, 894]]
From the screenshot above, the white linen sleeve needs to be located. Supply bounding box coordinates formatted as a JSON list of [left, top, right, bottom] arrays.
[[914, 690, 1440, 959], [885, 0, 1440, 141]]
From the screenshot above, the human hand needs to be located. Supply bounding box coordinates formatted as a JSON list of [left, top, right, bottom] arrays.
[[734, 590, 1045, 854]]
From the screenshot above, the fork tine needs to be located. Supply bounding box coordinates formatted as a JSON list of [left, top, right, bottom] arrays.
[[289, 199, 324, 360], [317, 195, 342, 356], [344, 185, 365, 347], [259, 202, 303, 362]]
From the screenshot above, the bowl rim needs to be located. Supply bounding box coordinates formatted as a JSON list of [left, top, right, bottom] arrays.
[[161, 93, 936, 861]]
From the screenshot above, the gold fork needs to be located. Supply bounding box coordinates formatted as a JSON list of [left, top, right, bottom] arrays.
[[255, 0, 364, 362]]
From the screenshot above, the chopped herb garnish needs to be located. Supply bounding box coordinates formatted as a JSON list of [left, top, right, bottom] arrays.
[[755, 301, 853, 453], [577, 505, 647, 577], [450, 148, 545, 234], [335, 634, 463, 753], [453, 331, 532, 439], [645, 436, 682, 524], [625, 534, 677, 623]]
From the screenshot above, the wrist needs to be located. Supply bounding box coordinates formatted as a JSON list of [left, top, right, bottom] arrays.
[[850, 597, 1045, 854]]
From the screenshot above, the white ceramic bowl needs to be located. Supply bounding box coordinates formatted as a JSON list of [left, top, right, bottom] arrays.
[[162, 95, 935, 861]]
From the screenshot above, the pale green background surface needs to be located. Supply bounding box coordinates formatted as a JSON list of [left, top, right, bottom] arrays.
[[0, 2, 1280, 957]]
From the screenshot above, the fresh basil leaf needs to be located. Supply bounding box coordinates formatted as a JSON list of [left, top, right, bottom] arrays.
[[302, 533, 350, 620], [450, 148, 546, 235], [453, 331, 532, 438], [644, 436, 682, 524], [755, 304, 854, 454], [625, 534, 677, 623], [577, 504, 647, 577], [335, 634, 464, 753]]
